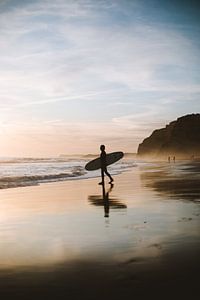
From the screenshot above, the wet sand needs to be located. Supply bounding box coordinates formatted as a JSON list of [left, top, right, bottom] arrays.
[[0, 162, 199, 299]]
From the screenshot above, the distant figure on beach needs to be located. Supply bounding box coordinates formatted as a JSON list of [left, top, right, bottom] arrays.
[[99, 145, 114, 185], [173, 156, 175, 163], [168, 156, 170, 163]]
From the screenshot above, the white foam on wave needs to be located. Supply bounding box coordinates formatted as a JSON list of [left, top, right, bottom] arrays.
[[0, 158, 136, 189]]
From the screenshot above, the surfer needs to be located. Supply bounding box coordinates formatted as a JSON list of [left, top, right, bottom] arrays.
[[99, 145, 114, 185]]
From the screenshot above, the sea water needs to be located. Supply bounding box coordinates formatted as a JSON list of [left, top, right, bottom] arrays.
[[0, 156, 136, 189]]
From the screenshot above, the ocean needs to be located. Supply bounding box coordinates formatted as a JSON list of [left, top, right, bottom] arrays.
[[0, 156, 136, 189]]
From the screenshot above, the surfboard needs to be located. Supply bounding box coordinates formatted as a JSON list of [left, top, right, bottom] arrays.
[[85, 151, 124, 171]]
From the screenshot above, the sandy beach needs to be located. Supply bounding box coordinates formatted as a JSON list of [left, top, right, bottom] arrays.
[[0, 161, 200, 299]]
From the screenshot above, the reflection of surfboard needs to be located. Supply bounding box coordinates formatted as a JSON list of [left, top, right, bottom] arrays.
[[85, 151, 124, 171]]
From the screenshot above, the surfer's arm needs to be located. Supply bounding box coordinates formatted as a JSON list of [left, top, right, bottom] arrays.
[[100, 152, 107, 168]]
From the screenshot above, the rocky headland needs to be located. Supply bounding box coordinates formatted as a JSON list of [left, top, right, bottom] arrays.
[[137, 114, 200, 159]]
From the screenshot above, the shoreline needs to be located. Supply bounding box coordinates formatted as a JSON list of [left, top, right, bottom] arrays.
[[0, 159, 199, 191], [0, 165, 199, 299]]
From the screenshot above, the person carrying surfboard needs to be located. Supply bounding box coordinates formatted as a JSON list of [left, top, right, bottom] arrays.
[[99, 145, 114, 185]]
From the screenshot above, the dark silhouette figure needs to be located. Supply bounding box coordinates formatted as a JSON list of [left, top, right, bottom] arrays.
[[173, 156, 175, 163], [99, 145, 113, 185], [88, 182, 127, 218], [102, 181, 113, 217], [168, 156, 170, 163]]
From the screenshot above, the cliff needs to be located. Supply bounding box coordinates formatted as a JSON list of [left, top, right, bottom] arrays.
[[137, 114, 200, 158]]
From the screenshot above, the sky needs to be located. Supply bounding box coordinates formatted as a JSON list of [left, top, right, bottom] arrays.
[[0, 0, 200, 156]]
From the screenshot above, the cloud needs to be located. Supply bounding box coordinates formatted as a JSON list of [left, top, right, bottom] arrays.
[[0, 112, 166, 156], [0, 0, 199, 111], [0, 0, 199, 156]]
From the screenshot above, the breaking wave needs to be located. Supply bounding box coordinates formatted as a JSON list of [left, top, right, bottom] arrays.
[[0, 168, 85, 189], [0, 157, 136, 189]]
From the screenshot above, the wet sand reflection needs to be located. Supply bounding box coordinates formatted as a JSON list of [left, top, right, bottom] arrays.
[[88, 183, 127, 217], [140, 162, 200, 201], [0, 165, 199, 299]]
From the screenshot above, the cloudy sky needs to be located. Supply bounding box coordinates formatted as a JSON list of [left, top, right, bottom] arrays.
[[0, 0, 200, 156]]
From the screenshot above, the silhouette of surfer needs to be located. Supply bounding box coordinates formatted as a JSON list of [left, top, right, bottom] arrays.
[[99, 145, 114, 185]]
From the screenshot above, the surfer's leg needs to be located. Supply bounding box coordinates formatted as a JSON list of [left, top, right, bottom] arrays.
[[104, 169, 114, 183], [99, 168, 105, 185]]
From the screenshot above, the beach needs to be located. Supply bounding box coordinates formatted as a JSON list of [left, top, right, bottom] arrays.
[[0, 161, 200, 299]]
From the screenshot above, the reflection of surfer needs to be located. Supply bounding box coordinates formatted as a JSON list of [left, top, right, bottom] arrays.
[[88, 183, 127, 218], [102, 182, 114, 218], [99, 145, 114, 185]]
